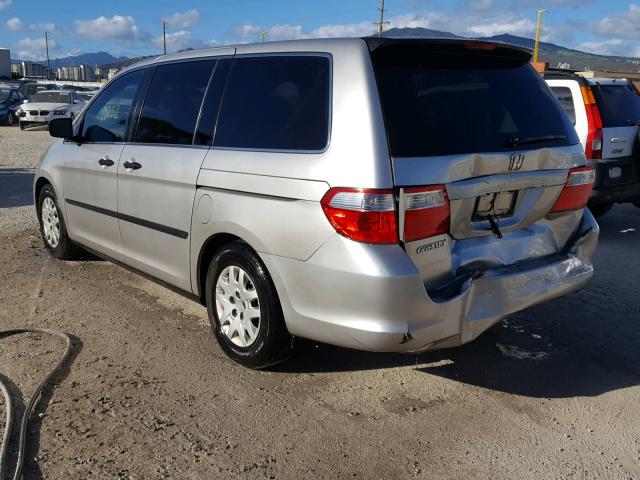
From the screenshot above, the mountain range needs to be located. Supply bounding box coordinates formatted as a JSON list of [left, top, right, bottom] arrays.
[[20, 29, 640, 74]]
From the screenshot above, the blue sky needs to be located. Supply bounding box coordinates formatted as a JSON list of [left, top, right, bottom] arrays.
[[0, 0, 638, 61]]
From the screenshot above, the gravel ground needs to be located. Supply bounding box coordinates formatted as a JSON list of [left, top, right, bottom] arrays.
[[1, 126, 639, 479]]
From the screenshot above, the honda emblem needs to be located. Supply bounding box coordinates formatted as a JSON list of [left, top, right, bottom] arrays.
[[509, 153, 525, 171]]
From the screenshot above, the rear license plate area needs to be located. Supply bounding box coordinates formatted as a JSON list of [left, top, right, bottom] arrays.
[[472, 191, 517, 222]]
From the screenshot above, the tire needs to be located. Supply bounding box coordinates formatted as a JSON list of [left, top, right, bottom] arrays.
[[19, 121, 25, 130], [589, 202, 613, 218], [37, 184, 83, 260], [6, 112, 15, 126], [205, 241, 293, 369], [633, 198, 640, 208]]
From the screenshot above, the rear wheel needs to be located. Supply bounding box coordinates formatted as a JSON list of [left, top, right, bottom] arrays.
[[205, 241, 293, 369], [37, 184, 83, 260], [6, 112, 15, 126], [633, 199, 640, 208], [589, 202, 613, 218]]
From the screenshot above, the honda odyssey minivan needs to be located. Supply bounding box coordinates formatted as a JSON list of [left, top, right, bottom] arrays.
[[34, 38, 599, 368]]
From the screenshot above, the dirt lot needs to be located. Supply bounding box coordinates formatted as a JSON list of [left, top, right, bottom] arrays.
[[1, 126, 639, 479]]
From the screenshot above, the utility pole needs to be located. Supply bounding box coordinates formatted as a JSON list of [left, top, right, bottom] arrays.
[[533, 9, 547, 64], [45, 32, 51, 81], [163, 20, 167, 55], [374, 0, 390, 37], [259, 31, 268, 42]]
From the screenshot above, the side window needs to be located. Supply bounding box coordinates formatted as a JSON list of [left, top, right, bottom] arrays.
[[82, 70, 144, 143], [135, 60, 215, 145], [551, 86, 576, 125], [214, 56, 330, 151]]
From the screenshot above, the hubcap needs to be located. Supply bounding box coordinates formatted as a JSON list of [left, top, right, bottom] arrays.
[[41, 197, 60, 248], [215, 266, 261, 347]]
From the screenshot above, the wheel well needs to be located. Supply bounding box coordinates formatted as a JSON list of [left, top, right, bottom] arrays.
[[34, 177, 51, 208], [197, 233, 242, 304]]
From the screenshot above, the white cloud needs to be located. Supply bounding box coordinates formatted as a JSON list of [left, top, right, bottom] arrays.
[[5, 17, 25, 31], [0, 0, 11, 11], [588, 4, 640, 40], [74, 15, 147, 45], [6, 17, 55, 32], [153, 30, 221, 53], [16, 36, 59, 60], [231, 9, 568, 44], [165, 9, 200, 29]]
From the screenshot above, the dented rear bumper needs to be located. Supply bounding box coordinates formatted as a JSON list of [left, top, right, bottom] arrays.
[[261, 209, 599, 353]]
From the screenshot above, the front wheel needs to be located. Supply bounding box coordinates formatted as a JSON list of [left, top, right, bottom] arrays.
[[6, 112, 15, 126], [37, 184, 83, 260], [205, 241, 293, 369]]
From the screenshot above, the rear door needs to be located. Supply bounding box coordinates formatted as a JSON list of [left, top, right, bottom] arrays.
[[368, 40, 584, 288], [117, 54, 233, 291], [590, 80, 640, 160]]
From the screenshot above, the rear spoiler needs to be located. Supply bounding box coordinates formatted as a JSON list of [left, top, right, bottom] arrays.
[[363, 37, 532, 66]]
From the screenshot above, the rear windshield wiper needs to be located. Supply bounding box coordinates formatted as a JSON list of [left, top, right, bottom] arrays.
[[504, 135, 567, 148]]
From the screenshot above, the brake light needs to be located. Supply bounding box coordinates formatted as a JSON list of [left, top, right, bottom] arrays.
[[321, 188, 398, 244], [464, 41, 496, 51], [580, 86, 603, 160], [550, 167, 595, 213], [403, 185, 450, 242]]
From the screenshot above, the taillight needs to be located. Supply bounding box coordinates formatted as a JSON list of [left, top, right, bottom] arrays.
[[550, 167, 595, 213], [321, 188, 398, 244], [580, 86, 603, 160], [403, 185, 450, 242]]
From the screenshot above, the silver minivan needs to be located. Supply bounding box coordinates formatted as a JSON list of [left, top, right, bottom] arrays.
[[35, 38, 599, 368]]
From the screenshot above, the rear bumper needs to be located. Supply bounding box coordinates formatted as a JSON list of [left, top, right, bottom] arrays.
[[262, 209, 599, 352], [590, 158, 640, 204]]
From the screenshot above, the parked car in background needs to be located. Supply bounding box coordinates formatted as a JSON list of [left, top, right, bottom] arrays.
[[35, 38, 599, 368], [78, 91, 98, 102], [17, 90, 86, 130], [0, 87, 26, 125], [546, 74, 640, 215]]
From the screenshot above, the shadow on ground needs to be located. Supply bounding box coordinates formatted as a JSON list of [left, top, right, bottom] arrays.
[[277, 205, 640, 399], [0, 168, 34, 208]]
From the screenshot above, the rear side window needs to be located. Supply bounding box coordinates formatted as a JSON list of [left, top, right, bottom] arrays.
[[591, 83, 640, 128], [214, 56, 330, 151], [370, 43, 578, 157], [82, 70, 144, 143], [135, 60, 215, 145], [550, 87, 576, 125]]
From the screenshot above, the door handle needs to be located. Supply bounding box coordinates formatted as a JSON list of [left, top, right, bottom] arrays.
[[123, 160, 142, 172], [98, 157, 114, 168]]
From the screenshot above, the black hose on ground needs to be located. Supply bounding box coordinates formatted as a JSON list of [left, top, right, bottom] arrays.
[[0, 328, 72, 480]]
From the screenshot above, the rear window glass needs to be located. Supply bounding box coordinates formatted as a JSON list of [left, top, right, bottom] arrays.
[[370, 43, 578, 157], [550, 86, 576, 125], [591, 83, 640, 128], [30, 92, 70, 104], [214, 56, 330, 151]]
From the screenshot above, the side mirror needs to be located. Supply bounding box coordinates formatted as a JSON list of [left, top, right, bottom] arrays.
[[49, 117, 77, 140]]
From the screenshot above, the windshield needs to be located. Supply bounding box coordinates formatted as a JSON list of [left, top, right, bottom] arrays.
[[29, 92, 71, 104], [370, 42, 578, 157], [0, 90, 10, 102], [591, 83, 640, 128]]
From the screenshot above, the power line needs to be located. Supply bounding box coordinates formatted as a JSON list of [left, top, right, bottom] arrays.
[[374, 0, 390, 37], [45, 32, 51, 81], [163, 21, 167, 55]]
